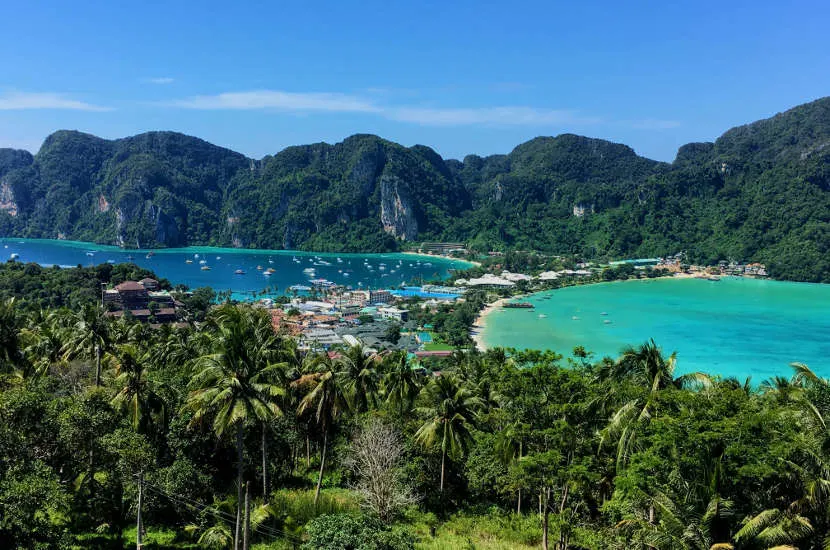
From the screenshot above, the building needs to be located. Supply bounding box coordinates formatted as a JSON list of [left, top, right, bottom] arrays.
[[104, 281, 178, 323], [369, 290, 393, 304], [139, 277, 160, 291], [378, 306, 409, 323]]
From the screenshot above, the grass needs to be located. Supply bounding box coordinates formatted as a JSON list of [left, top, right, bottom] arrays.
[[404, 509, 542, 550], [423, 342, 455, 351]]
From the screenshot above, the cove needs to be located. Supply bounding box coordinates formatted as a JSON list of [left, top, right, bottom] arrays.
[[0, 238, 472, 298], [480, 277, 830, 380]]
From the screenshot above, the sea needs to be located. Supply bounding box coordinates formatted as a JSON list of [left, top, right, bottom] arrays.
[[479, 276, 830, 380], [0, 238, 471, 299]]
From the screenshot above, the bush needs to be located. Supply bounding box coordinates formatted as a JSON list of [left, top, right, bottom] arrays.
[[301, 514, 415, 550]]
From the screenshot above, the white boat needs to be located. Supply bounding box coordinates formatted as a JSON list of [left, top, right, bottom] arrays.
[[302, 267, 316, 274], [216, 256, 221, 260], [199, 260, 207, 265], [538, 314, 547, 318], [10, 253, 19, 260], [572, 316, 580, 320]]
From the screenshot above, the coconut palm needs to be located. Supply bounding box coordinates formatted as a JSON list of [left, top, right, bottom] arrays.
[[185, 305, 285, 550], [382, 351, 422, 414], [0, 298, 26, 378], [600, 339, 710, 471], [415, 374, 482, 493], [108, 343, 166, 434], [62, 304, 111, 387], [292, 352, 349, 505], [338, 344, 379, 413]]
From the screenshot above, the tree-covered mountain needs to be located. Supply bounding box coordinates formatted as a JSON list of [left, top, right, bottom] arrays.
[[1, 97, 828, 281]]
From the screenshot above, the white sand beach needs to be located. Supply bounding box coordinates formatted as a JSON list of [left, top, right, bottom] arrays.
[[470, 298, 507, 351]]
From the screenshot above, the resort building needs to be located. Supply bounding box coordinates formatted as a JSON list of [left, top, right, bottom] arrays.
[[103, 281, 178, 323], [378, 306, 409, 323]]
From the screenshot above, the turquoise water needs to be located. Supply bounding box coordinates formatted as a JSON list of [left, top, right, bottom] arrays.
[[0, 239, 471, 297], [480, 277, 830, 380]]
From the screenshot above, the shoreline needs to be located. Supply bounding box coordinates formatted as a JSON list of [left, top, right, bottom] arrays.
[[0, 237, 474, 266], [400, 250, 479, 267], [470, 298, 508, 351]]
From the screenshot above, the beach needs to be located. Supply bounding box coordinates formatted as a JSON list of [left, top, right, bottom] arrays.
[[470, 298, 508, 351]]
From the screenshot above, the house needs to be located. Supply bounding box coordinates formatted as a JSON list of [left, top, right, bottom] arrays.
[[369, 290, 393, 304]]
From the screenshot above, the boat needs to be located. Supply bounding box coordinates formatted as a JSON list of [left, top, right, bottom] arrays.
[[199, 260, 206, 265], [289, 284, 312, 291], [265, 267, 275, 274], [9, 253, 19, 260], [185, 259, 193, 264], [201, 266, 211, 271], [603, 319, 612, 324], [268, 259, 274, 264], [706, 276, 721, 281], [263, 271, 272, 276], [302, 267, 316, 274], [234, 269, 245, 275], [572, 316, 580, 320], [256, 265, 263, 270], [216, 256, 221, 260], [145, 253, 154, 259], [538, 314, 548, 318], [86, 251, 95, 257], [127, 255, 134, 261], [194, 254, 199, 258], [503, 302, 534, 309], [600, 312, 608, 316]]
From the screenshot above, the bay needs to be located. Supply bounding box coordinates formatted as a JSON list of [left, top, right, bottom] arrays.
[[0, 238, 471, 299], [480, 277, 830, 380]]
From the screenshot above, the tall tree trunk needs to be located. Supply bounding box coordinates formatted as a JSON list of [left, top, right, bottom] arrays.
[[558, 483, 570, 550], [261, 426, 268, 499], [95, 343, 102, 387], [243, 481, 251, 550], [542, 487, 550, 550], [235, 425, 244, 550], [136, 473, 144, 550], [439, 448, 446, 493], [314, 431, 327, 505], [517, 488, 521, 515], [306, 433, 311, 469]]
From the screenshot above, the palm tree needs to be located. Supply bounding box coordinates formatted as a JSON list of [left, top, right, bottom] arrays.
[[0, 298, 26, 378], [415, 374, 482, 493], [382, 351, 421, 414], [338, 344, 379, 413], [600, 339, 710, 471], [185, 305, 285, 550], [495, 421, 527, 514], [108, 343, 166, 435], [292, 352, 349, 505], [63, 304, 111, 387]]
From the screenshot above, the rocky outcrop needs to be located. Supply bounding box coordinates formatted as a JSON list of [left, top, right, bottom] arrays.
[[0, 182, 17, 217], [379, 175, 417, 240]]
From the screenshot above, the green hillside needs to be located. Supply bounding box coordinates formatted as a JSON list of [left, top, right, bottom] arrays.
[[1, 97, 828, 281]]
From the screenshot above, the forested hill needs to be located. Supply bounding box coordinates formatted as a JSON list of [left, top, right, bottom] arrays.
[[1, 97, 828, 281]]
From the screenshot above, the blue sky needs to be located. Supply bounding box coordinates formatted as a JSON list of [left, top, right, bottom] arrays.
[[1, 0, 828, 161]]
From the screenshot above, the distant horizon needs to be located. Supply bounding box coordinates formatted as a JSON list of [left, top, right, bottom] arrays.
[[7, 94, 826, 164]]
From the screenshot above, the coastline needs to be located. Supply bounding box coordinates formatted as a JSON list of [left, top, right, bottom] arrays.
[[401, 250, 480, 267], [0, 237, 474, 267], [470, 298, 508, 351]]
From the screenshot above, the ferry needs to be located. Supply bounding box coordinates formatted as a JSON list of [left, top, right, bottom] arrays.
[[503, 302, 534, 309], [234, 269, 245, 275], [309, 278, 336, 288]]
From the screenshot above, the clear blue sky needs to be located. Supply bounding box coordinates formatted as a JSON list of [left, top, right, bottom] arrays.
[[1, 0, 828, 161]]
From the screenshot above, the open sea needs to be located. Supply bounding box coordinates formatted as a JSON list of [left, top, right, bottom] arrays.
[[480, 277, 830, 380], [0, 238, 471, 299]]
